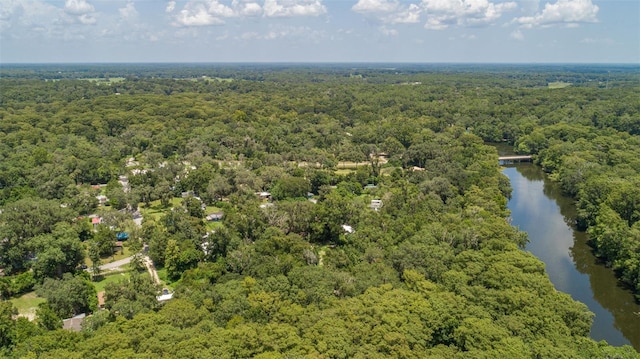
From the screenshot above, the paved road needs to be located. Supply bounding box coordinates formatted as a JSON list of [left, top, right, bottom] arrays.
[[99, 256, 133, 271]]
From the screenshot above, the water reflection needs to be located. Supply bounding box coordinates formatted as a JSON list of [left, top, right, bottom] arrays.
[[504, 164, 640, 350]]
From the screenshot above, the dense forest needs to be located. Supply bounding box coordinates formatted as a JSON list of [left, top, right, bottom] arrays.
[[0, 64, 639, 358]]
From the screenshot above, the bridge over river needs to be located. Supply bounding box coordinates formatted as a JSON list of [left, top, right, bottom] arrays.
[[498, 155, 532, 163]]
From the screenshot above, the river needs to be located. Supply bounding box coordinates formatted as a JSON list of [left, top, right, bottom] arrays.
[[503, 162, 640, 350]]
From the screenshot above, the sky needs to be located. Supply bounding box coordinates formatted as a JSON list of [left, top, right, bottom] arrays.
[[0, 0, 638, 63]]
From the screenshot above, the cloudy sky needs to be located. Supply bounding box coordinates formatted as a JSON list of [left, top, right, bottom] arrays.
[[1, 0, 638, 63]]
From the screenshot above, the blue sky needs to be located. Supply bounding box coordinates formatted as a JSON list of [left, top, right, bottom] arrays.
[[1, 0, 638, 63]]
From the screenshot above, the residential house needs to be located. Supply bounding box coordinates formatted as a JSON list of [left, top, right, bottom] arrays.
[[206, 212, 224, 222], [96, 195, 108, 206], [62, 313, 86, 332], [91, 217, 101, 229], [370, 199, 383, 211], [157, 288, 174, 303]]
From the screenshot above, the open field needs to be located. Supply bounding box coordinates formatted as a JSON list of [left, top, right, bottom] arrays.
[[81, 77, 126, 84], [9, 292, 46, 320], [139, 198, 182, 221], [93, 271, 132, 293], [548, 81, 572, 89], [83, 244, 132, 267], [155, 268, 175, 290]]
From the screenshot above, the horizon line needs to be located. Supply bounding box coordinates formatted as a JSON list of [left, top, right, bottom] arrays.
[[1, 61, 639, 66]]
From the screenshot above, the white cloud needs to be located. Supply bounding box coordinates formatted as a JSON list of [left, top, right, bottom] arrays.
[[0, 0, 103, 41], [62, 0, 98, 26], [78, 13, 96, 24], [232, 0, 262, 16], [263, 0, 327, 17], [388, 3, 421, 24], [64, 0, 94, 15], [175, 6, 223, 26], [173, 2, 228, 26], [237, 24, 324, 40], [119, 2, 138, 20], [510, 29, 523, 40], [352, 0, 421, 24], [353, 0, 515, 28], [208, 0, 235, 17], [421, 0, 517, 30], [166, 1, 176, 13], [171, 0, 326, 27], [515, 0, 598, 28], [352, 0, 400, 14], [379, 25, 398, 36]]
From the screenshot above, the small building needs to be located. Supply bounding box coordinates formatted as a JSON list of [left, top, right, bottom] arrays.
[[181, 191, 195, 198], [156, 292, 174, 303], [96, 195, 108, 206], [91, 217, 102, 229], [370, 199, 383, 211], [125, 157, 139, 167], [257, 191, 271, 200], [97, 291, 106, 309], [62, 313, 86, 332], [341, 224, 355, 234], [206, 212, 224, 222], [113, 241, 123, 254], [131, 168, 149, 175]]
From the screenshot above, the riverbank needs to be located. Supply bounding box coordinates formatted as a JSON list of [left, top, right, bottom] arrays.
[[504, 163, 639, 349]]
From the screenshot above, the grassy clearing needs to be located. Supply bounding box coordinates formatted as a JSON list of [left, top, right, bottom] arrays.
[[139, 198, 182, 222], [182, 77, 234, 83], [80, 77, 126, 84], [548, 81, 572, 89], [10, 292, 45, 319], [205, 221, 223, 232], [92, 271, 132, 293], [109, 245, 132, 263], [335, 169, 356, 176], [317, 246, 328, 267], [140, 197, 223, 227], [156, 268, 175, 290], [336, 161, 370, 169], [82, 239, 133, 267], [380, 167, 399, 176]]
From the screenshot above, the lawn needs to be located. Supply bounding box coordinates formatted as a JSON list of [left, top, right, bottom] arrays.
[[548, 81, 572, 89], [9, 292, 46, 320], [80, 77, 126, 84], [140, 197, 223, 227], [109, 245, 132, 263], [205, 220, 223, 232], [334, 169, 356, 176], [83, 244, 132, 267], [336, 161, 369, 169], [155, 268, 175, 290], [92, 271, 132, 293], [139, 198, 182, 222]]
